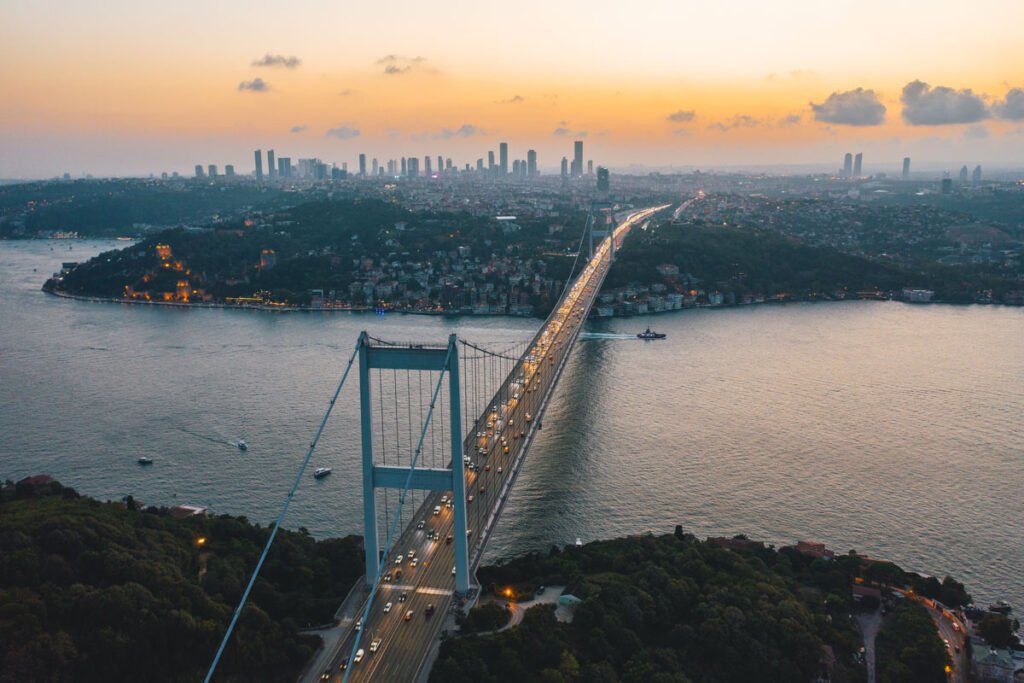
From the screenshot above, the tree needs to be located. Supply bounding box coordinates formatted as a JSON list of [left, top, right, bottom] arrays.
[[978, 613, 1016, 648]]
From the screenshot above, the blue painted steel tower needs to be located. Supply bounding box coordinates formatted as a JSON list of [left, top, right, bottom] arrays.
[[357, 332, 471, 594]]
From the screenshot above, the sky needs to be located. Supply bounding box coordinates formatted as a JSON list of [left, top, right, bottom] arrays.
[[2, 0, 1024, 178]]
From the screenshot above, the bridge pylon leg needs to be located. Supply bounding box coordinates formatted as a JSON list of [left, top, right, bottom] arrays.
[[447, 334, 470, 595], [358, 332, 380, 586]]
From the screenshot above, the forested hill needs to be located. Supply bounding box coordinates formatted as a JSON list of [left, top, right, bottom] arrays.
[[0, 477, 363, 682]]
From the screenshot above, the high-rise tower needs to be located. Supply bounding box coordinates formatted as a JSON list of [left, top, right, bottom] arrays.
[[254, 149, 263, 181]]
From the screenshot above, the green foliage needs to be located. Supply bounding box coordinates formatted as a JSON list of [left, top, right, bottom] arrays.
[[431, 534, 865, 683], [875, 603, 949, 683], [457, 602, 511, 634], [0, 478, 363, 682], [977, 613, 1016, 648]]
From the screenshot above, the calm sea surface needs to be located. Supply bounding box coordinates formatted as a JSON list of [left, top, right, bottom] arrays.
[[1, 240, 1021, 609]]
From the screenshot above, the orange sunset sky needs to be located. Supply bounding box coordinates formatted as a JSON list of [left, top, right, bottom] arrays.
[[3, 0, 1024, 177]]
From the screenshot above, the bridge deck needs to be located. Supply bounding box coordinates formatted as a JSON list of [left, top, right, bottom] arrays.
[[318, 206, 665, 683]]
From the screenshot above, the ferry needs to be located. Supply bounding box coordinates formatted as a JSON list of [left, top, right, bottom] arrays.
[[637, 328, 666, 340], [236, 440, 247, 451], [313, 467, 332, 479], [137, 457, 153, 465]]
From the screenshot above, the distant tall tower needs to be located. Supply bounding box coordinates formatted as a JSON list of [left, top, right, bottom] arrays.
[[424, 156, 432, 177], [254, 150, 263, 181], [842, 152, 852, 177], [596, 166, 609, 192], [527, 150, 537, 178], [208, 164, 217, 178], [560, 157, 568, 178], [902, 157, 911, 179], [959, 165, 969, 183], [972, 165, 981, 185], [573, 140, 584, 178], [371, 158, 379, 176], [359, 153, 367, 177], [225, 165, 235, 177], [941, 172, 952, 194], [195, 164, 205, 178], [476, 158, 484, 172], [853, 153, 862, 178], [407, 157, 419, 177], [488, 150, 496, 173], [267, 150, 276, 179], [587, 160, 593, 175], [499, 142, 509, 175], [401, 157, 407, 176], [437, 156, 444, 176]]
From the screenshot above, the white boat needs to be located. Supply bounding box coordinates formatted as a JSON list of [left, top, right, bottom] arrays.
[[236, 440, 248, 451], [313, 467, 332, 479], [137, 456, 153, 465], [575, 537, 583, 547]]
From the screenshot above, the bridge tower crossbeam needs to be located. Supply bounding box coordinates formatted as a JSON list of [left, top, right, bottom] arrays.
[[357, 332, 471, 595]]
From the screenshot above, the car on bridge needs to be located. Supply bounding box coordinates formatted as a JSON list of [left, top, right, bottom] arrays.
[[370, 638, 382, 653], [383, 601, 393, 613], [404, 610, 414, 621], [353, 648, 364, 664]]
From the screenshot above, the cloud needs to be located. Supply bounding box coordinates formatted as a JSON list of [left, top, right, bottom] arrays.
[[963, 124, 989, 140], [326, 125, 360, 140], [672, 128, 690, 137], [238, 78, 269, 92], [900, 80, 988, 125], [434, 124, 484, 139], [993, 88, 1024, 120], [339, 89, 355, 97], [497, 95, 525, 104], [252, 54, 301, 69], [810, 88, 885, 125], [708, 115, 762, 132], [552, 127, 587, 137], [778, 113, 802, 127], [666, 109, 695, 123], [289, 124, 308, 134], [377, 54, 432, 76]]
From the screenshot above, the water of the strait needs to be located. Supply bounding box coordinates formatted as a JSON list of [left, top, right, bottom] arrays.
[[1, 240, 1020, 609]]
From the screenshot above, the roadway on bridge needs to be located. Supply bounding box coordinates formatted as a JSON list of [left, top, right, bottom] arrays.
[[318, 205, 667, 683]]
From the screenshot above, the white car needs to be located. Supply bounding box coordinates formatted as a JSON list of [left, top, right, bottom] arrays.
[[410, 558, 418, 567], [433, 505, 441, 515], [355, 619, 362, 631], [369, 638, 382, 653], [395, 554, 403, 565], [383, 601, 393, 613], [353, 648, 364, 663], [451, 565, 456, 575]]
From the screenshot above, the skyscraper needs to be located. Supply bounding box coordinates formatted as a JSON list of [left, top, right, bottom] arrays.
[[359, 153, 367, 177], [560, 157, 568, 178], [587, 160, 593, 175], [597, 166, 609, 192], [488, 150, 495, 172], [476, 158, 484, 172], [372, 158, 378, 176], [573, 141, 584, 178], [225, 165, 235, 177], [407, 157, 419, 177], [527, 149, 537, 178], [959, 165, 969, 183], [902, 157, 911, 179], [401, 157, 407, 176], [424, 156, 432, 177], [853, 153, 863, 177], [842, 153, 852, 177], [512, 160, 520, 176], [499, 142, 509, 175], [254, 150, 263, 181], [437, 156, 444, 176], [972, 165, 981, 185], [195, 164, 205, 178], [208, 164, 217, 178], [268, 150, 276, 179], [278, 157, 291, 178]]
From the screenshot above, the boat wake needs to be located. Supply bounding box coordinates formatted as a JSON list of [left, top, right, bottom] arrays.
[[579, 332, 637, 340]]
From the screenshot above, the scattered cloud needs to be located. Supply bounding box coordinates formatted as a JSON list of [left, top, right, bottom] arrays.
[[326, 125, 360, 140], [708, 115, 762, 132], [778, 113, 802, 127], [289, 124, 308, 134], [252, 54, 301, 69], [900, 80, 988, 125], [993, 88, 1024, 120], [964, 124, 989, 140], [339, 89, 356, 97], [666, 109, 696, 123], [552, 127, 587, 138], [497, 95, 525, 104], [377, 54, 433, 76], [434, 124, 484, 139], [238, 78, 269, 93], [810, 88, 886, 125], [672, 128, 690, 137]]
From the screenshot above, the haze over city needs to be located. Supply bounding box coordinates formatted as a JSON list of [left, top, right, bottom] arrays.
[[3, 0, 1024, 177]]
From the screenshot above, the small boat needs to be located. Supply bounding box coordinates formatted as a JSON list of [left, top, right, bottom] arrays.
[[313, 467, 332, 479], [989, 600, 1013, 614], [575, 538, 583, 547], [637, 328, 666, 340], [137, 457, 153, 465], [236, 440, 247, 451]]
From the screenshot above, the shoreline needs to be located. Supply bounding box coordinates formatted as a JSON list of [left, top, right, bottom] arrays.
[[42, 286, 1022, 319]]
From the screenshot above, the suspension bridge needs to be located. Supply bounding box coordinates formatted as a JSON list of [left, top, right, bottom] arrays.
[[204, 204, 667, 683]]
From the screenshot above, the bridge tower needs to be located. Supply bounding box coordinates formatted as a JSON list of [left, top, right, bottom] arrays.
[[588, 201, 617, 260], [357, 332, 471, 595]]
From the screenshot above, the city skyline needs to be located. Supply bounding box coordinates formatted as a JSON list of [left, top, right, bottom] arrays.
[[3, 0, 1024, 177]]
